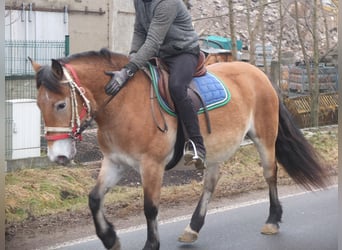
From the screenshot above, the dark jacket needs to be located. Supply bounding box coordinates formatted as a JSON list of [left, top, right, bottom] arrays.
[[128, 0, 199, 70]]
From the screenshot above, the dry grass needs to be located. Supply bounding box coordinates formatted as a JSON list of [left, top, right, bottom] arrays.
[[5, 126, 338, 224]]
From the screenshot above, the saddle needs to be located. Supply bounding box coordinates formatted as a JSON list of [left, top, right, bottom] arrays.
[[147, 51, 208, 114]]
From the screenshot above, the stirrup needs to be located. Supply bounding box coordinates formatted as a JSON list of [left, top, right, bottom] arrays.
[[183, 139, 207, 170]]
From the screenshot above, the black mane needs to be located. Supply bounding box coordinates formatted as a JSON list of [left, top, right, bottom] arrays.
[[59, 48, 115, 64], [36, 48, 125, 93]]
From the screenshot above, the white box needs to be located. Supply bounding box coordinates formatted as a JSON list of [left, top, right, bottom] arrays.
[[6, 99, 41, 159]]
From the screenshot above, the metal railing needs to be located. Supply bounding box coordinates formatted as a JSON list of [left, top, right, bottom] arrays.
[[287, 65, 338, 95], [5, 39, 66, 160]]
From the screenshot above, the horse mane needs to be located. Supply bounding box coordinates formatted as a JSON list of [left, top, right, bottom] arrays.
[[36, 48, 127, 93], [36, 65, 63, 93], [59, 48, 122, 64]]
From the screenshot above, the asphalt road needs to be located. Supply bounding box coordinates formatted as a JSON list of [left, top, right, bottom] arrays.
[[49, 186, 337, 250]]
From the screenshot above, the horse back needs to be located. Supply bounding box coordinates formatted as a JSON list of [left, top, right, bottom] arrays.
[[206, 61, 278, 113], [198, 61, 279, 161]]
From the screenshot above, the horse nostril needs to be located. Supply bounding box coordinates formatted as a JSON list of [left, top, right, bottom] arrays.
[[56, 155, 70, 166]]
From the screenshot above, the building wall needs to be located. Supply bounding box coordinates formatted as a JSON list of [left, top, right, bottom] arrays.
[[5, 0, 135, 54], [111, 0, 135, 54], [67, 0, 111, 53]]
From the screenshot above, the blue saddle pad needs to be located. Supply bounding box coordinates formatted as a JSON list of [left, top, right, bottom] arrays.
[[193, 72, 231, 113], [148, 63, 231, 116]]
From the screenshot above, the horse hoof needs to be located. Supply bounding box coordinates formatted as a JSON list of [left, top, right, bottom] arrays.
[[178, 225, 198, 243], [109, 238, 121, 250], [261, 223, 279, 235]]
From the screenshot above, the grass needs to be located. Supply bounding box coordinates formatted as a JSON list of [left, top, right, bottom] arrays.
[[5, 168, 93, 221], [5, 126, 338, 224]]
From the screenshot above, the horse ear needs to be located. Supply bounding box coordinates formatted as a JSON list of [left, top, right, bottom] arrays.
[[51, 59, 64, 80], [28, 57, 41, 72]]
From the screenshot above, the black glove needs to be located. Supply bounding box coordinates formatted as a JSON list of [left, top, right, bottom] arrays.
[[104, 67, 134, 96]]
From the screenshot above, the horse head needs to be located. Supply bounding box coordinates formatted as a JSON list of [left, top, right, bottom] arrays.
[[30, 57, 92, 165]]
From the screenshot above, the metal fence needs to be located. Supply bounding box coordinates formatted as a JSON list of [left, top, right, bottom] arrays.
[[287, 65, 338, 95], [280, 64, 338, 128], [5, 40, 66, 160]]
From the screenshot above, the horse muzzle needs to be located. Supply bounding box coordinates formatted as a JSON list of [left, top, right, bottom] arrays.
[[47, 139, 77, 165]]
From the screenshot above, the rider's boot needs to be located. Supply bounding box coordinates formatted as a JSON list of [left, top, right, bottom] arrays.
[[183, 135, 207, 170], [176, 96, 207, 170]]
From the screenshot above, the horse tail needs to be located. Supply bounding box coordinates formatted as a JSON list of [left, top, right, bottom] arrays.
[[275, 101, 329, 190]]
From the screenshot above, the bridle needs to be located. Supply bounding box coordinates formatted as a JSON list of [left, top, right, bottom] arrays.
[[44, 63, 92, 141]]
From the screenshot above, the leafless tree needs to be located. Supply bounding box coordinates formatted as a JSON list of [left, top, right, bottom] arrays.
[[277, 0, 285, 90], [311, 0, 319, 127], [245, 0, 266, 65], [293, 0, 321, 126], [227, 0, 238, 60], [260, 0, 268, 74]]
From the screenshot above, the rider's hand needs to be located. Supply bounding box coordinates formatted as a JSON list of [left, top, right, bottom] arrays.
[[104, 67, 133, 96]]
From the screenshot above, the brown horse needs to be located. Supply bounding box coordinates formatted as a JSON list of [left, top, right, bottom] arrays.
[[30, 48, 328, 250]]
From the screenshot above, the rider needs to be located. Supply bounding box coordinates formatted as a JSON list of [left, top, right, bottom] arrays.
[[104, 0, 206, 169]]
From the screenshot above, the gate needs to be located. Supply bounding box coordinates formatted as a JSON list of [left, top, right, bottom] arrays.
[[5, 39, 67, 160], [284, 93, 338, 128]]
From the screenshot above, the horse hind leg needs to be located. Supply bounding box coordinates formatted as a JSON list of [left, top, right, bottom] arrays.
[[261, 162, 283, 235], [253, 137, 282, 235], [88, 157, 124, 250], [179, 164, 220, 243]]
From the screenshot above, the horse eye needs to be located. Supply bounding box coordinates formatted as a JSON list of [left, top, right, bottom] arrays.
[[56, 102, 66, 111]]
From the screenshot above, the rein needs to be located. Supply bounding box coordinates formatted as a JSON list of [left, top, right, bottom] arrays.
[[45, 64, 92, 141]]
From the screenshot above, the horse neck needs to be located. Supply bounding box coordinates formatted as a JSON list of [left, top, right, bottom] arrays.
[[70, 69, 101, 116], [72, 64, 150, 126], [102, 71, 150, 114], [66, 60, 117, 115]]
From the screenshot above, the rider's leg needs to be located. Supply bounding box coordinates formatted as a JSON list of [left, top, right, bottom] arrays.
[[164, 53, 206, 169]]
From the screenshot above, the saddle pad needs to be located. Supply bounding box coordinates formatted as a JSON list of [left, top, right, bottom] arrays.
[[148, 63, 231, 116], [192, 72, 231, 113]]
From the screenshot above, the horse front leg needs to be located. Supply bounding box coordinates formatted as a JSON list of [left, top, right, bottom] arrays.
[[179, 164, 220, 243], [88, 157, 124, 250], [141, 160, 164, 250]]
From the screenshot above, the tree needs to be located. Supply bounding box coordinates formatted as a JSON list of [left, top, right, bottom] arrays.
[[294, 0, 320, 127], [311, 0, 319, 127], [318, 0, 338, 62], [260, 0, 268, 74], [227, 0, 238, 60], [277, 0, 285, 91], [245, 0, 266, 66]]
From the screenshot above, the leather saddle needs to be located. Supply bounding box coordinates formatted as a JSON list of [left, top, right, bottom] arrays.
[[147, 51, 208, 113]]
